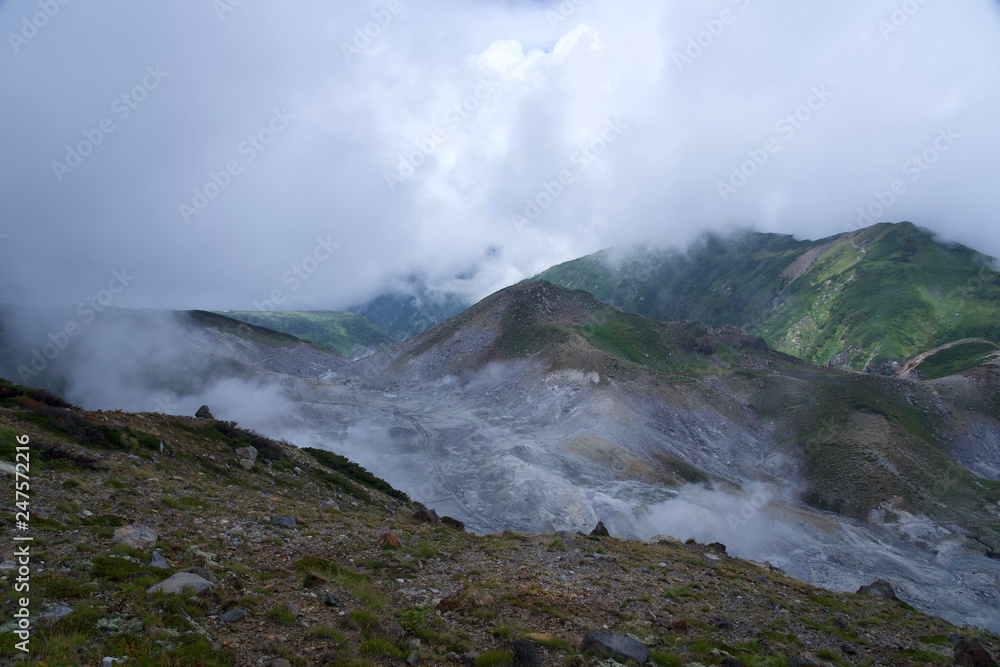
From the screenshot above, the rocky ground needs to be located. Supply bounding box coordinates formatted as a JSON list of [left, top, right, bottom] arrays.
[[1, 394, 999, 666]]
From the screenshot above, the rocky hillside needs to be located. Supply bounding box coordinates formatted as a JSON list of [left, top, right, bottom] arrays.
[[1, 382, 998, 666], [533, 222, 1000, 372]]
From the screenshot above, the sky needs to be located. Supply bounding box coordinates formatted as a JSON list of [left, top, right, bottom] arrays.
[[2, 0, 999, 312]]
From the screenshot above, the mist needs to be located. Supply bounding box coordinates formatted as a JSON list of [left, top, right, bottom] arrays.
[[2, 1, 1000, 312]]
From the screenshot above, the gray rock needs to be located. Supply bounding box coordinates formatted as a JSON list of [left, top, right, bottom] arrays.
[[446, 652, 461, 663], [239, 459, 255, 470], [323, 592, 340, 606], [112, 523, 157, 551], [219, 609, 247, 623], [269, 515, 295, 528], [236, 446, 258, 462], [149, 551, 169, 569], [507, 640, 541, 667], [39, 604, 73, 625], [182, 566, 219, 584], [856, 579, 898, 600], [146, 572, 214, 596], [284, 602, 300, 616], [407, 650, 421, 666], [0, 561, 16, 571], [580, 631, 649, 664], [324, 498, 340, 510], [269, 660, 292, 667], [100, 658, 129, 667], [195, 405, 214, 419]]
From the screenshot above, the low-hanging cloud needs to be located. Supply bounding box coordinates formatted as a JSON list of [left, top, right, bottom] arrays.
[[1, 0, 998, 312]]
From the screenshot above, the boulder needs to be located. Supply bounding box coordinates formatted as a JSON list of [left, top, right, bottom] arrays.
[[955, 636, 1000, 667], [580, 631, 648, 664], [195, 405, 214, 419], [239, 459, 255, 470], [378, 531, 402, 549], [414, 505, 441, 524], [236, 446, 258, 462], [112, 523, 157, 552], [707, 542, 727, 555], [269, 515, 295, 528], [856, 579, 898, 600], [149, 551, 169, 569], [589, 521, 610, 537], [219, 609, 247, 623], [323, 592, 340, 606], [507, 639, 541, 667], [146, 572, 214, 596], [437, 586, 498, 613]]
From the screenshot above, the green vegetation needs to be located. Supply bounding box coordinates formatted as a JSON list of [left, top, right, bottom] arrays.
[[217, 310, 393, 357], [303, 447, 409, 501], [916, 341, 998, 380], [534, 222, 1000, 370]]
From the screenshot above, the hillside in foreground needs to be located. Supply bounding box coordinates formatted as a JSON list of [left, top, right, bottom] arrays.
[[3, 387, 996, 665], [533, 222, 1000, 372]]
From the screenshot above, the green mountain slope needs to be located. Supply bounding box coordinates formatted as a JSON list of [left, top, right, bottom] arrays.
[[217, 310, 393, 357], [534, 222, 1000, 371]]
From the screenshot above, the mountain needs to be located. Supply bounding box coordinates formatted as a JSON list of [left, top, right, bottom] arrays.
[[216, 310, 393, 358], [351, 289, 471, 342], [533, 222, 1000, 372], [3, 281, 1000, 631], [3, 385, 997, 665]]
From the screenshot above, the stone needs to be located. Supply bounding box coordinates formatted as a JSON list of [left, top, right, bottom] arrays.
[[856, 579, 898, 600], [580, 631, 648, 664], [445, 652, 461, 663], [441, 516, 466, 532], [712, 616, 734, 630], [840, 644, 858, 656], [955, 636, 1000, 667], [182, 567, 219, 584], [39, 604, 73, 625], [323, 592, 340, 606], [284, 602, 300, 616], [721, 659, 746, 667], [236, 446, 258, 462], [269, 660, 292, 667], [406, 650, 421, 666], [100, 658, 129, 667], [112, 523, 157, 552], [239, 459, 255, 470], [149, 551, 169, 569], [219, 609, 247, 623], [707, 542, 727, 555], [507, 639, 541, 667], [195, 405, 213, 419], [0, 561, 16, 571], [146, 572, 214, 596], [413, 505, 441, 524], [324, 499, 341, 510], [269, 515, 296, 528], [437, 586, 498, 613], [378, 531, 402, 549], [651, 534, 681, 545], [589, 521, 610, 537]]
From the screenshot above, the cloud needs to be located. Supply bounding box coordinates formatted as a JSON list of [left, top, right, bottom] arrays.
[[1, 0, 998, 312]]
